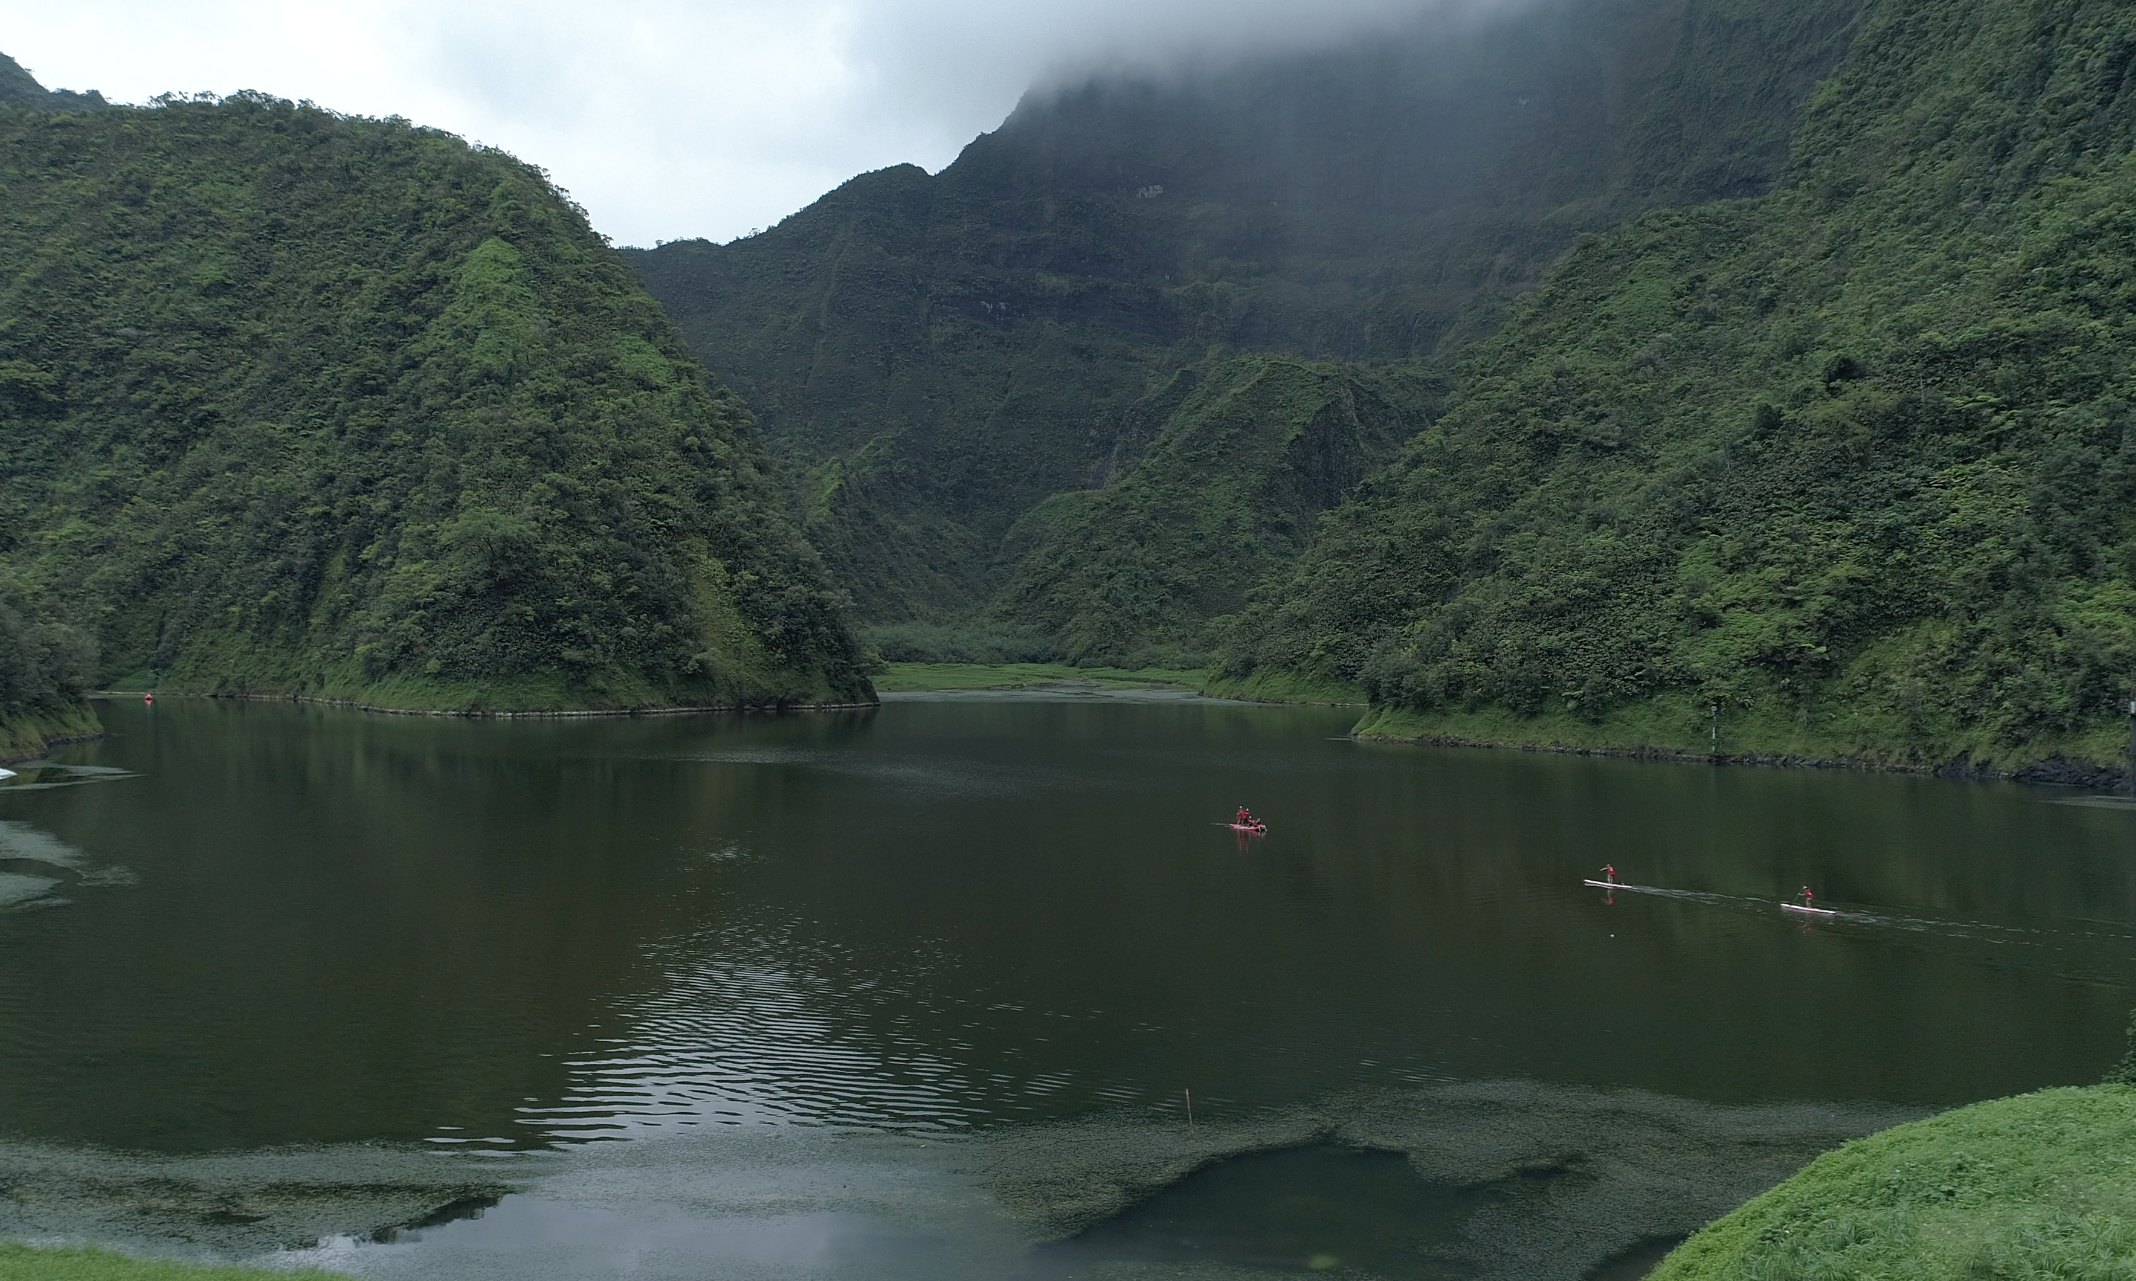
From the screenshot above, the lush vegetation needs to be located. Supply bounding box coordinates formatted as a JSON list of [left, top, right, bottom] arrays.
[[628, 0, 1862, 647], [993, 356, 1433, 667], [1226, 0, 2136, 775], [0, 581, 98, 759], [1651, 1085, 2136, 1278], [0, 1243, 328, 1281], [0, 85, 871, 714]]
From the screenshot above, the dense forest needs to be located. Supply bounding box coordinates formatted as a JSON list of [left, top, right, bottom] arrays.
[[628, 0, 1865, 644], [1225, 0, 2136, 773], [0, 74, 872, 747], [638, 0, 2136, 776], [6, 0, 2133, 776]]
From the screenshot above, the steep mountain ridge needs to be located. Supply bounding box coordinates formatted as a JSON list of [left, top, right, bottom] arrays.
[[996, 356, 1435, 665], [1226, 0, 2136, 773], [0, 52, 105, 113], [629, 0, 1865, 638], [0, 86, 871, 716]]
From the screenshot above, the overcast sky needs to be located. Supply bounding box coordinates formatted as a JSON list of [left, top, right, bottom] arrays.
[[0, 0, 1461, 247]]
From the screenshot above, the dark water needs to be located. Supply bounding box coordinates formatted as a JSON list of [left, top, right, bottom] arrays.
[[1, 693, 2132, 1278]]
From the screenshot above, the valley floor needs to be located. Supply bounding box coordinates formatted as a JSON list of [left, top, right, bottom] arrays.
[[872, 662, 1209, 693]]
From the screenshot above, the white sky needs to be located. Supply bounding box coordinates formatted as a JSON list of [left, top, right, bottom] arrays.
[[0, 0, 1458, 247]]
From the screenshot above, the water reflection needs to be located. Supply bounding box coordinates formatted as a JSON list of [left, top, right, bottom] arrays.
[[0, 696, 2132, 1275]]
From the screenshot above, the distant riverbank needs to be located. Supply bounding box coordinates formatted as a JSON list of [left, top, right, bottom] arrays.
[[873, 662, 1208, 693], [1353, 701, 2131, 791], [90, 675, 876, 719]]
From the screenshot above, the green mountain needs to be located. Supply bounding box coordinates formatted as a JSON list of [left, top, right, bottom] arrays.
[[627, 0, 1865, 646], [995, 355, 1436, 666], [0, 83, 872, 727], [1225, 0, 2136, 776], [0, 51, 106, 113]]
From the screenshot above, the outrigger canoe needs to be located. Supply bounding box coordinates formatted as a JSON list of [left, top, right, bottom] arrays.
[[1228, 822, 1268, 834]]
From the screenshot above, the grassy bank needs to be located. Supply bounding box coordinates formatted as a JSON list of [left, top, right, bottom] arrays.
[[0, 701, 103, 764], [0, 1243, 330, 1281], [98, 669, 872, 715], [874, 662, 1205, 693], [1351, 695, 2129, 785], [1652, 1085, 2136, 1278], [1201, 669, 1367, 706]]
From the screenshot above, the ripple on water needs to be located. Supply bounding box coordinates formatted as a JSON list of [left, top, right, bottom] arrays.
[[521, 933, 985, 1139]]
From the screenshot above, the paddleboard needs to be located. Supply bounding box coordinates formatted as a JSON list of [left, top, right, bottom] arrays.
[[1780, 902, 1837, 916], [1582, 879, 1626, 889], [1227, 823, 1268, 834], [0, 768, 13, 781]]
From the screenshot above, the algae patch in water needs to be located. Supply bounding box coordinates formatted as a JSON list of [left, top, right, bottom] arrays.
[[959, 1079, 1922, 1279], [5, 1082, 1921, 1279]]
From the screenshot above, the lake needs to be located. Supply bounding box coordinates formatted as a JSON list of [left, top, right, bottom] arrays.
[[2, 692, 2132, 1279]]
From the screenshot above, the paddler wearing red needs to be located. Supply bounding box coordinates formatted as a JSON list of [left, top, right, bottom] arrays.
[[1601, 864, 1616, 885]]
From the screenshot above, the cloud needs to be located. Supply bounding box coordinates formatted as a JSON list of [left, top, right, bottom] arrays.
[[0, 0, 1482, 246]]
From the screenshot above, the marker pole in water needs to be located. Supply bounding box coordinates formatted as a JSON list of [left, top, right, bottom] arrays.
[[1185, 1087, 1194, 1126]]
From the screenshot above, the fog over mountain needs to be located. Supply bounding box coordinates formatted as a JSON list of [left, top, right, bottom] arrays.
[[0, 0, 1516, 246]]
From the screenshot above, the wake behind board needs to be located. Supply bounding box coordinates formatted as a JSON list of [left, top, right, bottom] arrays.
[[1780, 902, 1838, 916]]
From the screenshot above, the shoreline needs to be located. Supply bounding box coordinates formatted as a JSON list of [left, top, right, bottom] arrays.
[[1353, 726, 2130, 791], [88, 690, 880, 721], [0, 703, 109, 766]]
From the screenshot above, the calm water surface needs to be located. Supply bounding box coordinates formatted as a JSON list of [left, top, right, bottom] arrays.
[[2, 693, 2132, 1278]]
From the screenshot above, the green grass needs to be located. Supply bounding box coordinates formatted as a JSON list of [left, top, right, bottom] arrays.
[[0, 1242, 336, 1281], [1652, 1085, 2136, 1279], [873, 662, 1206, 692], [0, 701, 102, 763], [1202, 668, 1367, 706]]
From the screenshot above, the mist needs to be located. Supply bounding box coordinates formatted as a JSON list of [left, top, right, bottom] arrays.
[[0, 0, 1523, 246]]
